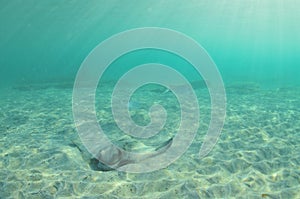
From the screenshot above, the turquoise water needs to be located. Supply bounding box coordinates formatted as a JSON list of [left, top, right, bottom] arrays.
[[1, 0, 300, 87], [1, 1, 300, 198]]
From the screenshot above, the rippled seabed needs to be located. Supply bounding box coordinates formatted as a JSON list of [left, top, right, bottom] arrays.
[[0, 82, 300, 199]]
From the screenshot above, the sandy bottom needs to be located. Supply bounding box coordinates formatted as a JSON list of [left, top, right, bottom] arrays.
[[0, 83, 300, 198]]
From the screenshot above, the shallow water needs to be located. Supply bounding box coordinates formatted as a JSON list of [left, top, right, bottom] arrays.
[[1, 1, 300, 198], [1, 84, 300, 198]]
